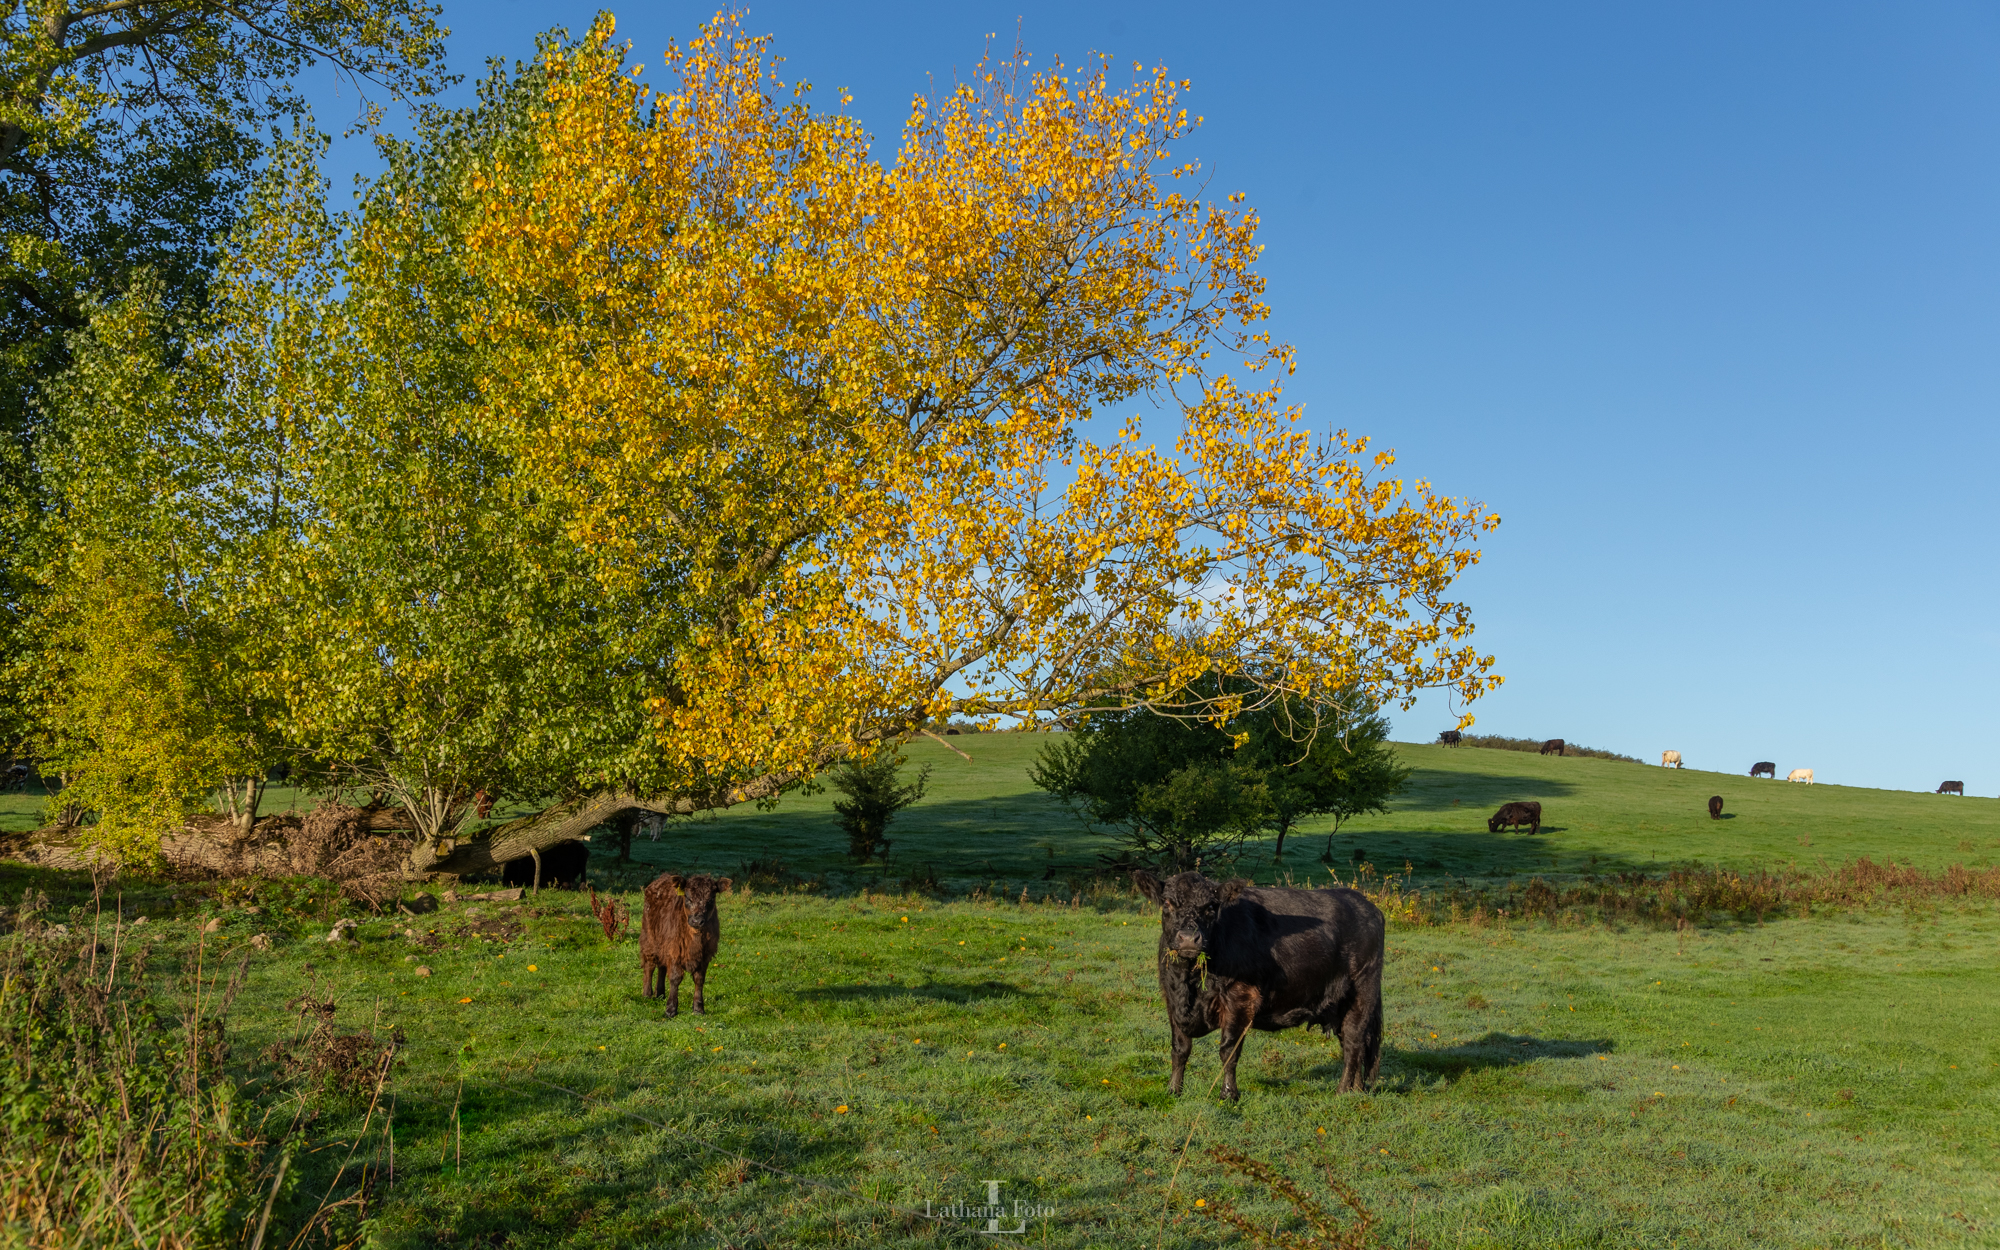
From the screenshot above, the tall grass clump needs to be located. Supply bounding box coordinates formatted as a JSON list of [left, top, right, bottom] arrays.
[[1372, 857, 2000, 930], [0, 890, 267, 1246]]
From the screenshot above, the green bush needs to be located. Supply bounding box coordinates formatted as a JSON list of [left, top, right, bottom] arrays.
[[829, 751, 930, 861]]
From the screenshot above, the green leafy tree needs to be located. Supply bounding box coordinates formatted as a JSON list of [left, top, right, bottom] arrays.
[[0, 0, 451, 447], [0, 0, 452, 774], [1032, 690, 1272, 871], [27, 277, 278, 853], [1234, 692, 1411, 860], [829, 751, 930, 862], [236, 89, 694, 873]]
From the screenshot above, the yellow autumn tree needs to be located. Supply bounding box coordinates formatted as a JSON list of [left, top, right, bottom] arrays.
[[434, 13, 1499, 837]]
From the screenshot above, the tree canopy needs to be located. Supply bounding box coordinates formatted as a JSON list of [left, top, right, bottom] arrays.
[[13, 14, 1500, 872]]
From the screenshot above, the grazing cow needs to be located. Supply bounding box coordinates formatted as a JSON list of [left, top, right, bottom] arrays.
[[1540, 738, 1565, 756], [500, 840, 589, 890], [1786, 768, 1814, 784], [1487, 801, 1543, 834], [1438, 730, 1463, 747], [1938, 781, 1965, 796], [1707, 795, 1724, 819], [640, 872, 731, 1017], [1750, 761, 1776, 778], [1662, 750, 1683, 769], [1132, 870, 1383, 1100]]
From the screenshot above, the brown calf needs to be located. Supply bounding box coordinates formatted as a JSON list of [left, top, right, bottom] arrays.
[[640, 872, 732, 1017], [1708, 795, 1724, 819]]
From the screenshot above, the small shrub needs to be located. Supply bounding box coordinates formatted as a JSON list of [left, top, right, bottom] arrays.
[[829, 751, 930, 861]]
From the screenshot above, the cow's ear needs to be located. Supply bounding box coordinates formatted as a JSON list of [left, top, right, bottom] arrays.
[[1221, 878, 1251, 904], [1131, 870, 1164, 906], [717, 878, 733, 894]]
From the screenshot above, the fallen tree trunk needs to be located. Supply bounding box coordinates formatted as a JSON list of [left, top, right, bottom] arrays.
[[417, 791, 672, 878], [416, 768, 820, 879]]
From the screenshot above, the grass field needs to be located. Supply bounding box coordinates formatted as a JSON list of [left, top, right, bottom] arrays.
[[7, 740, 1999, 1247]]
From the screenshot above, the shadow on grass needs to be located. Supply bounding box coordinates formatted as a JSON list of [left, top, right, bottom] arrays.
[[793, 979, 1046, 1006], [1390, 771, 1584, 812], [1378, 1031, 1615, 1089]]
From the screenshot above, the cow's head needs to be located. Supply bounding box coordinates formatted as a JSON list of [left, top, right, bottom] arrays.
[[656, 873, 731, 930], [1132, 870, 1248, 959], [1486, 812, 1503, 833]]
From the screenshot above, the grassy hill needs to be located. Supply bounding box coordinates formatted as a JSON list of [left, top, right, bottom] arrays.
[[645, 735, 2000, 893]]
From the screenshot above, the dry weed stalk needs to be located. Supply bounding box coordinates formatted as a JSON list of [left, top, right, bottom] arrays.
[[1205, 1144, 1377, 1249]]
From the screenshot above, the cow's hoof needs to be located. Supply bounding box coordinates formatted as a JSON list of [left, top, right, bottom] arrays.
[[693, 1005, 705, 1015], [664, 1008, 678, 1019]]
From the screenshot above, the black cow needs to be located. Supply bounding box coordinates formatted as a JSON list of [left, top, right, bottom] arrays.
[[1487, 801, 1542, 834], [1938, 781, 1965, 796], [1708, 795, 1724, 819], [1750, 762, 1776, 779], [1132, 870, 1383, 1100], [1438, 730, 1463, 746], [500, 840, 590, 889], [1540, 738, 1565, 756]]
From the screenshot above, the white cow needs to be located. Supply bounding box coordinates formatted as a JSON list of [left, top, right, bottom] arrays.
[[1786, 768, 1814, 784], [1661, 750, 1682, 769]]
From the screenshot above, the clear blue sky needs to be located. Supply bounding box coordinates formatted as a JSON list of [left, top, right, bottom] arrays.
[[304, 3, 2000, 794]]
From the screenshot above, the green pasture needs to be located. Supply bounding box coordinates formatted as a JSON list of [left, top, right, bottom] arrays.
[[7, 740, 2000, 1247]]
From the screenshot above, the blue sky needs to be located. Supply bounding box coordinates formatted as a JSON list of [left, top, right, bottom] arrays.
[[305, 3, 2000, 793]]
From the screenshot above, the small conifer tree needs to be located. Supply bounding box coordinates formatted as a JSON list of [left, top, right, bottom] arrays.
[[830, 751, 930, 861]]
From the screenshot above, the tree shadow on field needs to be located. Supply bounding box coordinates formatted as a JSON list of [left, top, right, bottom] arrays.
[[1375, 1032, 1616, 1091], [407, 1072, 863, 1244], [1392, 771, 1581, 813], [793, 978, 1044, 1007]]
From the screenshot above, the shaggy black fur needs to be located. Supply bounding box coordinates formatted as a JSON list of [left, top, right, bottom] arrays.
[[1131, 869, 1384, 1100], [499, 840, 590, 888]]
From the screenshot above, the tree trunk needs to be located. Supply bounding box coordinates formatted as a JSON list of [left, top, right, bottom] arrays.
[[611, 810, 640, 863], [1272, 815, 1291, 860], [214, 775, 266, 835], [413, 791, 658, 877], [412, 769, 812, 879]]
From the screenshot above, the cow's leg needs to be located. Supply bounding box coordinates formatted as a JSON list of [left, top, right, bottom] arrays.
[[666, 968, 684, 1018], [641, 957, 655, 999], [1216, 985, 1259, 1102], [1168, 1019, 1194, 1096], [1340, 978, 1384, 1092], [690, 964, 707, 1014]]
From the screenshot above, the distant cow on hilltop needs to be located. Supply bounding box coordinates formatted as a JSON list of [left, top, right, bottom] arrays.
[[1540, 739, 1565, 757], [1488, 801, 1542, 834], [1661, 750, 1683, 769], [1750, 761, 1776, 778], [1938, 780, 1965, 796], [1707, 795, 1724, 819], [1787, 768, 1814, 784], [1438, 730, 1462, 747]]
